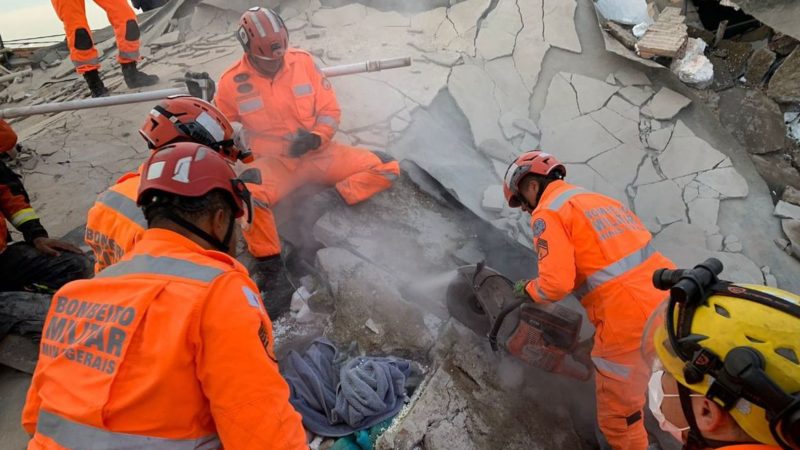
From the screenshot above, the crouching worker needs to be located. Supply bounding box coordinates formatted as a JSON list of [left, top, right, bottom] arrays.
[[22, 142, 307, 449]]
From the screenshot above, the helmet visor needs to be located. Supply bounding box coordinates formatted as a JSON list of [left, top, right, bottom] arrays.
[[641, 300, 670, 372]]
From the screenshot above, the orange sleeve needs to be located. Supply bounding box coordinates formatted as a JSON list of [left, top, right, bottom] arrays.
[[305, 58, 340, 146], [196, 272, 307, 449], [213, 75, 241, 124], [0, 120, 18, 153], [525, 210, 576, 303], [21, 373, 41, 435]]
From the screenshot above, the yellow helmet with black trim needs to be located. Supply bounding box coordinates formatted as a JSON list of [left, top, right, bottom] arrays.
[[644, 276, 800, 447]]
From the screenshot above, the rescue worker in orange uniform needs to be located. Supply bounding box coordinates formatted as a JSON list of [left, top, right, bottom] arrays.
[[51, 0, 159, 97], [215, 7, 401, 316], [642, 260, 799, 450], [0, 119, 91, 294], [23, 142, 307, 449], [503, 151, 676, 450], [85, 94, 251, 273]]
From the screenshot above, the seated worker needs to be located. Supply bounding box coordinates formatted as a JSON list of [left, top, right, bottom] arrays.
[[85, 95, 250, 273], [22, 142, 307, 449], [0, 119, 90, 294], [215, 7, 401, 316], [643, 259, 800, 450], [505, 151, 676, 450]]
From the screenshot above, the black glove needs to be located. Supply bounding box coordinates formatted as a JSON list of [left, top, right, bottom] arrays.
[[289, 130, 321, 157], [185, 71, 216, 101]]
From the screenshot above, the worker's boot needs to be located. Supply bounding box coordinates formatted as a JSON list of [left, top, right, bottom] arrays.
[[251, 255, 295, 320], [121, 61, 159, 89], [82, 70, 109, 98]]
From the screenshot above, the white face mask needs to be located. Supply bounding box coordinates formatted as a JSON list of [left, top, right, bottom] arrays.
[[647, 370, 702, 443]]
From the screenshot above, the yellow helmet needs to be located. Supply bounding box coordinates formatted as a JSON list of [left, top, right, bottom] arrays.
[[643, 259, 800, 448]]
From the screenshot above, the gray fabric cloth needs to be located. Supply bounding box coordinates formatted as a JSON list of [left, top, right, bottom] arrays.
[[280, 338, 413, 437], [0, 291, 51, 339]]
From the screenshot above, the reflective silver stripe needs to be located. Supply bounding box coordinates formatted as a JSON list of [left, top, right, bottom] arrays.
[[533, 280, 549, 301], [37, 410, 220, 450], [544, 187, 588, 211], [10, 208, 38, 227], [97, 190, 147, 229], [592, 357, 631, 379], [72, 57, 99, 67], [573, 243, 656, 301], [293, 84, 313, 96], [118, 50, 140, 60], [96, 254, 224, 282], [238, 98, 264, 113], [316, 115, 338, 128], [262, 8, 281, 32], [253, 198, 269, 210], [252, 10, 268, 36]]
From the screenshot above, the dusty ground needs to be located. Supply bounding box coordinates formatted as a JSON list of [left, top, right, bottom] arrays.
[[0, 0, 798, 447]]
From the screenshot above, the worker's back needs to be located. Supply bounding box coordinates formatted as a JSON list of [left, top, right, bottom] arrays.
[[84, 172, 145, 273], [533, 180, 675, 357], [22, 228, 306, 449]]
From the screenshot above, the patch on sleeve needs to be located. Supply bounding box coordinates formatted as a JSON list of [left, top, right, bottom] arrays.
[[532, 218, 547, 238], [536, 238, 549, 261], [258, 323, 277, 362], [242, 286, 263, 311]]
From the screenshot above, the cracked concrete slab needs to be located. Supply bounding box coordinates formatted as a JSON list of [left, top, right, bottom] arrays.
[[634, 179, 686, 232], [476, 0, 522, 60], [543, 0, 582, 53], [605, 95, 640, 121], [633, 157, 664, 185], [447, 0, 491, 36], [485, 57, 531, 117], [570, 74, 619, 114], [541, 114, 620, 163], [695, 168, 749, 199], [641, 87, 692, 120], [565, 163, 628, 207], [539, 73, 581, 130], [658, 121, 727, 179], [617, 85, 654, 106], [310, 3, 366, 27], [688, 197, 721, 235], [449, 64, 505, 146], [587, 143, 646, 190], [614, 66, 652, 86], [331, 75, 405, 131], [589, 107, 640, 144], [646, 125, 674, 151]]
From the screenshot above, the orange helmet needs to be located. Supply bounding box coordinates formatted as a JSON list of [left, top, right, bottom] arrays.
[[139, 95, 252, 163], [503, 151, 566, 208], [236, 7, 288, 74]]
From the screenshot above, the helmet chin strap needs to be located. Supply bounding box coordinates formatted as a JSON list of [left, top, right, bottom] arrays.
[[164, 210, 236, 254]]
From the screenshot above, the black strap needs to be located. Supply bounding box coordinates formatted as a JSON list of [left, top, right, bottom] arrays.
[[164, 210, 234, 253]]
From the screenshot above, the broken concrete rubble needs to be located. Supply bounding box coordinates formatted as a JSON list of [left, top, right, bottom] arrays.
[[570, 74, 620, 114], [658, 121, 726, 179], [766, 46, 800, 103], [642, 87, 691, 120], [774, 200, 800, 220], [671, 38, 713, 89], [636, 7, 687, 59], [745, 47, 777, 87], [717, 88, 786, 156]]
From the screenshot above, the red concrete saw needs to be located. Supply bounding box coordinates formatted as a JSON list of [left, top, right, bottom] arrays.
[[446, 262, 593, 381]]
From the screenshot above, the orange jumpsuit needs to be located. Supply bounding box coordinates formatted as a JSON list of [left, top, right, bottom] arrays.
[[22, 228, 307, 449], [84, 171, 143, 273], [523, 180, 675, 450], [51, 0, 140, 74], [215, 50, 400, 258]]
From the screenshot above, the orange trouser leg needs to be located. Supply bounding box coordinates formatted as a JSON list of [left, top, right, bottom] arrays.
[[305, 142, 399, 205], [593, 350, 650, 450], [243, 156, 295, 258], [51, 0, 100, 73], [93, 0, 140, 63]]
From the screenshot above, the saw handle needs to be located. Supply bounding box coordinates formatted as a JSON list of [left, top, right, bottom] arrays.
[[487, 297, 527, 351]]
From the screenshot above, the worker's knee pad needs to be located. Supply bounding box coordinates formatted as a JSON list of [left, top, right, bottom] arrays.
[[74, 28, 93, 50], [371, 150, 396, 164], [125, 20, 140, 41]]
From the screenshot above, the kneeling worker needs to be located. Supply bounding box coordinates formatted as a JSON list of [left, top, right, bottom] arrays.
[[504, 150, 676, 450], [22, 142, 307, 449]]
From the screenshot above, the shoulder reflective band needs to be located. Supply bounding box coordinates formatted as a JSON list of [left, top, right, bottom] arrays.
[[592, 356, 631, 379], [96, 254, 224, 282], [37, 410, 220, 450], [10, 207, 39, 228], [573, 243, 656, 300], [292, 84, 313, 96], [543, 187, 588, 211], [97, 190, 147, 229]]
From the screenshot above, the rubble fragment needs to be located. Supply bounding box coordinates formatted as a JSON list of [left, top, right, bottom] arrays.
[[767, 47, 800, 103], [618, 85, 654, 106], [724, 234, 743, 253], [718, 88, 786, 155], [475, 0, 522, 61], [636, 7, 687, 59], [482, 185, 505, 213], [641, 87, 691, 120], [782, 220, 800, 258], [448, 65, 504, 146], [541, 115, 620, 163], [696, 167, 749, 199], [570, 74, 619, 114], [782, 186, 800, 206], [658, 121, 726, 179], [671, 38, 713, 89], [543, 0, 582, 53], [774, 200, 800, 220], [745, 47, 777, 87], [634, 179, 686, 232]]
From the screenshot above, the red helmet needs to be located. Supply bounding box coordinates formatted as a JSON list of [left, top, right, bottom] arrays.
[[503, 151, 566, 208], [137, 142, 251, 220], [236, 7, 288, 62], [139, 95, 252, 163]]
